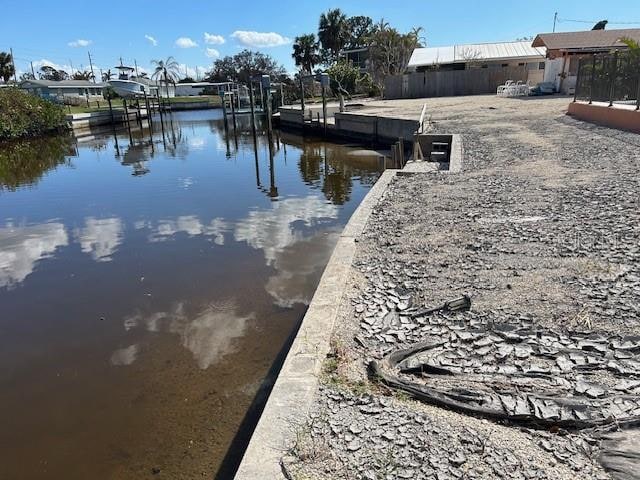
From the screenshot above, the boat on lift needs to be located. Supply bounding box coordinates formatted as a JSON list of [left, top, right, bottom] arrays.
[[107, 64, 151, 98]]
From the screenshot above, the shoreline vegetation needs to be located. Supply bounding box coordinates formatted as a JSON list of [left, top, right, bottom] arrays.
[[0, 87, 68, 141]]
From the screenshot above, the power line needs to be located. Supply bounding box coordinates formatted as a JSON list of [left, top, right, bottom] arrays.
[[558, 17, 640, 25]]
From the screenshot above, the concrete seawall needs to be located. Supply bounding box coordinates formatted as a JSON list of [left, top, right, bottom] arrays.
[[234, 169, 398, 479]]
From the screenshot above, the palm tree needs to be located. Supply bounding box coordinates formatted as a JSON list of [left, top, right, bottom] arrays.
[[0, 51, 15, 83], [318, 8, 349, 63], [292, 34, 320, 74], [151, 56, 180, 99], [72, 70, 94, 81], [101, 69, 114, 82]]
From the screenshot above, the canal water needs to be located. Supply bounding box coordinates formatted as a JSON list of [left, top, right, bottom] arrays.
[[0, 110, 383, 479]]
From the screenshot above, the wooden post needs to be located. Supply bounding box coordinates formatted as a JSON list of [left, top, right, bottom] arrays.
[[299, 76, 305, 121], [398, 138, 404, 168], [248, 81, 257, 133], [221, 92, 228, 129], [322, 84, 327, 137], [156, 90, 166, 140], [230, 92, 237, 131], [280, 83, 284, 106], [608, 52, 619, 107], [107, 96, 115, 126], [123, 99, 133, 142]]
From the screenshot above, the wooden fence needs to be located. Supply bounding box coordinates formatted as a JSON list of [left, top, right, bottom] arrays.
[[384, 67, 531, 99]]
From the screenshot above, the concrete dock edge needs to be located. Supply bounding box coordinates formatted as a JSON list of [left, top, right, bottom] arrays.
[[234, 169, 398, 479]]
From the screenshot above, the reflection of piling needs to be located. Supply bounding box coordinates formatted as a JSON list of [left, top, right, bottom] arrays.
[[268, 135, 278, 198]]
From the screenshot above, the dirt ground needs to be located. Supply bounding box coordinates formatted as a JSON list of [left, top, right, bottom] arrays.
[[284, 95, 640, 480]]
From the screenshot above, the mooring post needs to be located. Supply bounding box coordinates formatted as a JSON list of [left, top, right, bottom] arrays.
[[156, 90, 166, 144], [221, 92, 229, 130], [299, 75, 305, 126], [230, 92, 238, 131], [143, 92, 153, 130], [398, 138, 404, 168], [107, 96, 115, 127], [248, 80, 257, 134], [123, 99, 133, 143], [262, 75, 273, 137], [320, 73, 329, 137]]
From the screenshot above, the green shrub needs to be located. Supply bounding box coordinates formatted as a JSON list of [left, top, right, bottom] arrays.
[[0, 87, 67, 141]]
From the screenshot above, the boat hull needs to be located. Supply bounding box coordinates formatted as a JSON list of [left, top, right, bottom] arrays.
[[107, 80, 150, 98]]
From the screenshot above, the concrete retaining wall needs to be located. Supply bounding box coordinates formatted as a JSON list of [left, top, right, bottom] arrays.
[[67, 110, 141, 129], [568, 101, 640, 133], [334, 113, 418, 142], [234, 169, 398, 479]]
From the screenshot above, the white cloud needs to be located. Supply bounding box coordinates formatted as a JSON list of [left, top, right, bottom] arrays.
[[0, 222, 68, 288], [204, 33, 225, 45], [231, 30, 291, 47], [68, 39, 92, 48], [205, 48, 220, 59], [33, 59, 73, 73], [74, 217, 124, 262], [145, 34, 158, 46], [175, 37, 198, 48]]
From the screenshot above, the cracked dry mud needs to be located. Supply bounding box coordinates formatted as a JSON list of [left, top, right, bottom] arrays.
[[283, 96, 640, 480]]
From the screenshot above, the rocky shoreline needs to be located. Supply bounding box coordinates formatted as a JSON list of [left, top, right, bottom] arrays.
[[282, 96, 640, 480]]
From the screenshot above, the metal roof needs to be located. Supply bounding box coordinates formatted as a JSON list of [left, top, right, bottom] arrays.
[[408, 41, 546, 68], [21, 79, 105, 88], [532, 29, 640, 51]]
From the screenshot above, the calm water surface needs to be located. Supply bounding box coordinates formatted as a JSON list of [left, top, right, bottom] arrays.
[[0, 110, 382, 479]]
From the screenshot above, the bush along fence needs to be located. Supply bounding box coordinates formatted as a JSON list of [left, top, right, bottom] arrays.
[[575, 51, 640, 109]]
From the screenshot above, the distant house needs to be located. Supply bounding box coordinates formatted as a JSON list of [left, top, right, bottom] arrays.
[[20, 79, 105, 103], [532, 28, 640, 94], [339, 47, 370, 73], [174, 82, 234, 97], [407, 41, 546, 84]]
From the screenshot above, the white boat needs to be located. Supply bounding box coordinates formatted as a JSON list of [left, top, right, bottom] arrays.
[[107, 79, 151, 98], [107, 64, 151, 98]]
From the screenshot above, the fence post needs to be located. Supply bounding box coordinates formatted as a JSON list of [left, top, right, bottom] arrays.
[[588, 55, 596, 104], [636, 56, 640, 111], [608, 51, 619, 107], [573, 58, 582, 103]]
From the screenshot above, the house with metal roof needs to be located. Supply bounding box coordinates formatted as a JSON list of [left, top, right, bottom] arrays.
[[20, 79, 105, 104], [531, 28, 640, 94], [407, 41, 547, 84]]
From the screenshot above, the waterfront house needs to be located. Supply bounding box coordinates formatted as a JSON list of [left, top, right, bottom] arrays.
[[532, 28, 640, 94], [20, 79, 105, 103], [407, 41, 547, 85]]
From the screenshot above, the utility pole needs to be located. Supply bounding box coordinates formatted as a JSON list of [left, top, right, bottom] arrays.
[[553, 12, 558, 32], [88, 51, 96, 83], [30, 61, 35, 78], [69, 59, 74, 77], [134, 59, 139, 77], [10, 47, 17, 83]]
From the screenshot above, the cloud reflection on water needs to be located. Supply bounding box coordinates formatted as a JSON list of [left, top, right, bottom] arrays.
[[121, 300, 253, 369], [74, 217, 124, 262], [0, 222, 68, 288]]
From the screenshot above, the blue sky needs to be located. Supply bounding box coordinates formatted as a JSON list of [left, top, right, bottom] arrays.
[[2, 0, 640, 79]]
